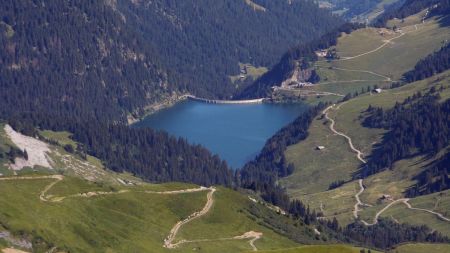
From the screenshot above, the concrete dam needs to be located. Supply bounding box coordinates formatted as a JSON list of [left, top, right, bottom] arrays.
[[182, 95, 266, 104]]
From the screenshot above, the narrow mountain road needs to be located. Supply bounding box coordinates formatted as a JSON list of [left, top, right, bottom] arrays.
[[322, 105, 371, 220], [316, 32, 405, 63], [323, 105, 367, 163], [353, 179, 372, 219], [317, 20, 424, 64], [361, 198, 450, 226], [403, 199, 450, 222], [324, 104, 450, 227], [314, 65, 392, 85], [164, 187, 216, 249], [361, 198, 408, 226]]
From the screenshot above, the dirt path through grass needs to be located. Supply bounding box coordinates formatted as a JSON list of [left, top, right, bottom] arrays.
[[323, 105, 367, 163], [0, 175, 263, 251], [353, 179, 372, 219], [322, 104, 450, 226], [317, 20, 423, 64], [361, 198, 450, 226]]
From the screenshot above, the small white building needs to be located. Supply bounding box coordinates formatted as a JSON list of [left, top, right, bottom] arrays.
[[374, 88, 382, 93], [316, 146, 325, 150], [381, 194, 393, 201], [315, 50, 327, 57]]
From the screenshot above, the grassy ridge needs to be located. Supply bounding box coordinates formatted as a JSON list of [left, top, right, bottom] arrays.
[[0, 172, 304, 253], [0, 177, 206, 252]]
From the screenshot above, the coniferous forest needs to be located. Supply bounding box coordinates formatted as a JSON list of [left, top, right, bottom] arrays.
[[373, 0, 450, 27], [362, 94, 450, 177], [236, 23, 363, 99], [0, 0, 343, 187], [403, 42, 450, 83]]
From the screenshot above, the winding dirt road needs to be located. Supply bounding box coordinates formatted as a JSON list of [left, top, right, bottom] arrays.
[[314, 65, 392, 86], [322, 105, 372, 220], [353, 179, 372, 219], [323, 105, 367, 163], [323, 102, 450, 227], [0, 175, 263, 251], [361, 198, 450, 226], [164, 187, 216, 248], [316, 24, 417, 64], [323, 104, 450, 225]]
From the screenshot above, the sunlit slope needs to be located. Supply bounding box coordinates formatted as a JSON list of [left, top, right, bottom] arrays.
[[0, 175, 299, 253], [281, 70, 450, 235], [391, 243, 450, 253], [248, 244, 382, 253], [0, 125, 303, 253], [308, 12, 450, 99]]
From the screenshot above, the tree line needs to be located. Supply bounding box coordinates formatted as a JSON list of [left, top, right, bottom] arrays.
[[403, 42, 450, 83], [236, 22, 364, 99], [118, 0, 343, 99], [373, 0, 448, 27], [361, 93, 449, 177], [406, 152, 449, 197]]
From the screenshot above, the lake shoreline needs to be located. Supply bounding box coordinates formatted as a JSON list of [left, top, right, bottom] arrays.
[[128, 94, 274, 125], [133, 100, 308, 168]]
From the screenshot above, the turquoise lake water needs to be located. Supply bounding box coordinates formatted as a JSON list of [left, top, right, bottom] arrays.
[[134, 101, 308, 169]]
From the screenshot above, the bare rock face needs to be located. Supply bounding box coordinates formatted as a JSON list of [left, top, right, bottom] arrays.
[[4, 125, 53, 171]]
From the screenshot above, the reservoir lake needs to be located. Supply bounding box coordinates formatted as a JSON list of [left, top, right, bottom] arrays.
[[134, 101, 308, 169]]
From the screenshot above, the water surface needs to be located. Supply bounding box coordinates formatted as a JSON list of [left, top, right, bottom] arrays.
[[134, 101, 307, 169]]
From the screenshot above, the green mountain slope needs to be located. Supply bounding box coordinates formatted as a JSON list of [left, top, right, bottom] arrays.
[[0, 124, 345, 253], [118, 0, 343, 99], [235, 0, 450, 240]]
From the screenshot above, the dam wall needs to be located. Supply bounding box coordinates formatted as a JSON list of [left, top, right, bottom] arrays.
[[182, 95, 265, 104]]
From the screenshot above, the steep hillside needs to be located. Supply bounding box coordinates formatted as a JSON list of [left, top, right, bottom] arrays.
[[236, 1, 450, 242], [317, 0, 393, 21], [0, 0, 237, 187], [0, 0, 343, 123], [240, 0, 450, 103], [0, 125, 337, 253], [0, 0, 347, 187], [0, 0, 171, 123], [374, 0, 450, 27], [281, 63, 450, 235], [118, 0, 343, 99]]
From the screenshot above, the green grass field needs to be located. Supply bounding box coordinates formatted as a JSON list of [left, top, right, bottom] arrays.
[[177, 188, 298, 252], [330, 15, 450, 81], [39, 130, 77, 148], [299, 13, 450, 104], [381, 190, 450, 237], [0, 173, 302, 253], [295, 182, 360, 226], [230, 63, 268, 84], [281, 113, 361, 195], [0, 127, 311, 253], [283, 70, 450, 198], [252, 244, 381, 253], [391, 243, 450, 253]]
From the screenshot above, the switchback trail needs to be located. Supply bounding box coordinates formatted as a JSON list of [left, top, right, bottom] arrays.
[[322, 105, 371, 220], [323, 105, 450, 226], [0, 175, 263, 251]]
